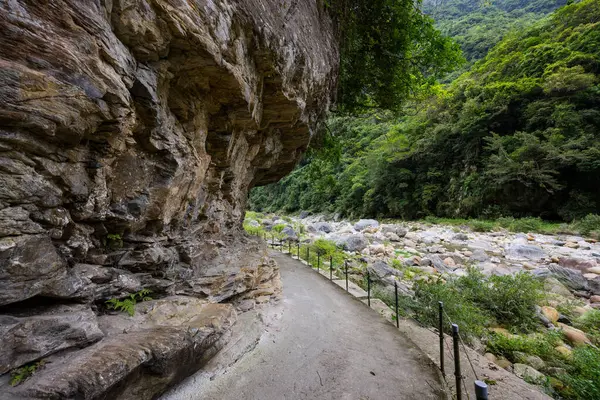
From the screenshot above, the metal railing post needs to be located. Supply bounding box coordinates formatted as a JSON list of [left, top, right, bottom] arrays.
[[475, 381, 488, 400], [439, 301, 445, 377], [394, 281, 399, 328], [317, 253, 320, 272], [452, 324, 462, 400], [329, 256, 333, 280], [344, 260, 349, 291], [367, 270, 371, 307], [288, 241, 291, 254], [307, 247, 310, 266], [297, 243, 300, 260]]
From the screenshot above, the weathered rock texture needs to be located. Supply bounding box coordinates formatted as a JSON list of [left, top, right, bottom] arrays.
[[0, 0, 337, 397]]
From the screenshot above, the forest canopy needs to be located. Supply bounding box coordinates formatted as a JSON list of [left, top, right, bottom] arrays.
[[327, 0, 463, 111], [251, 0, 600, 222]]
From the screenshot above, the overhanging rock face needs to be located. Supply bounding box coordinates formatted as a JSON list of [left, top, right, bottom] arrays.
[[0, 0, 337, 397]]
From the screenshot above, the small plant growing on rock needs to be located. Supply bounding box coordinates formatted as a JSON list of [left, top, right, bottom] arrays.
[[105, 233, 123, 249], [106, 289, 152, 317], [9, 360, 46, 386]]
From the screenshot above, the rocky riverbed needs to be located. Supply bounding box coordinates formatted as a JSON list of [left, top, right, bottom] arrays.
[[260, 214, 600, 307], [246, 212, 600, 396]]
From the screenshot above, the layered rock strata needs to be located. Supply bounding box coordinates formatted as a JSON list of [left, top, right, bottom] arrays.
[[0, 0, 337, 397]]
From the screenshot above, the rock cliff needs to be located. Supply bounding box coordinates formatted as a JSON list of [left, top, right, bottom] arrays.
[[0, 0, 337, 397]]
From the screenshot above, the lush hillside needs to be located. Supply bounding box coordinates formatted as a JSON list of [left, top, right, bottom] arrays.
[[424, 0, 568, 63], [250, 0, 600, 221]]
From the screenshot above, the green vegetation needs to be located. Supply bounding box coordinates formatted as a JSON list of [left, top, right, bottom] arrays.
[[105, 289, 152, 317], [251, 0, 600, 224], [9, 360, 45, 386], [105, 233, 123, 249], [408, 269, 545, 340], [327, 0, 463, 111], [561, 346, 600, 400], [423, 0, 568, 78]]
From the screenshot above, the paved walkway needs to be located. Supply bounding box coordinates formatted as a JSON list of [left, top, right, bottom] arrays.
[[163, 251, 445, 400]]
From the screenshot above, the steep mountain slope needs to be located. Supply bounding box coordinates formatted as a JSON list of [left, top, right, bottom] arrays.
[[251, 0, 600, 221]]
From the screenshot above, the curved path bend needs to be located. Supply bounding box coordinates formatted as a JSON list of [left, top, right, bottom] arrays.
[[163, 251, 445, 400]]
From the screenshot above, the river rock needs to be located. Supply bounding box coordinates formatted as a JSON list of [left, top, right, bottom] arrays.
[[505, 242, 546, 261], [309, 222, 333, 234], [541, 306, 560, 324], [558, 257, 597, 272], [558, 323, 591, 346], [281, 226, 298, 241], [354, 219, 380, 231], [513, 363, 545, 384], [335, 234, 368, 252], [544, 277, 573, 297], [548, 264, 588, 291], [470, 249, 490, 262]]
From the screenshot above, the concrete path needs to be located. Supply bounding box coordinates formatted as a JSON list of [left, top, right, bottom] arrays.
[[163, 251, 445, 400]]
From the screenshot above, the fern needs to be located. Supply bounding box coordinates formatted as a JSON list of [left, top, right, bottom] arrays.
[[106, 289, 152, 317], [10, 360, 45, 386]]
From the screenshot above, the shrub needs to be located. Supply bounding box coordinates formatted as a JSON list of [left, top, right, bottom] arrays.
[[272, 223, 286, 233], [468, 220, 495, 232], [486, 330, 564, 364], [573, 310, 600, 344], [561, 346, 600, 400], [413, 279, 492, 342], [574, 214, 600, 237], [509, 217, 544, 233], [483, 273, 545, 331]]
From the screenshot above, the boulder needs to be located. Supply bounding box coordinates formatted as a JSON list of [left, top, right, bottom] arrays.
[[468, 240, 494, 252], [513, 363, 545, 384], [368, 261, 403, 284], [544, 277, 573, 297], [0, 304, 104, 374], [452, 233, 469, 241], [381, 225, 407, 237], [548, 264, 588, 291], [385, 232, 401, 242], [6, 299, 236, 400], [484, 353, 497, 363], [541, 306, 559, 324], [354, 219, 379, 231], [281, 226, 298, 241], [443, 257, 456, 268], [309, 222, 332, 234], [555, 346, 572, 357], [430, 255, 452, 272], [505, 243, 546, 261], [514, 352, 546, 371], [496, 357, 513, 370], [470, 249, 489, 262], [247, 220, 260, 228], [558, 323, 591, 347], [558, 257, 597, 272], [335, 234, 368, 252], [367, 261, 411, 297]]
